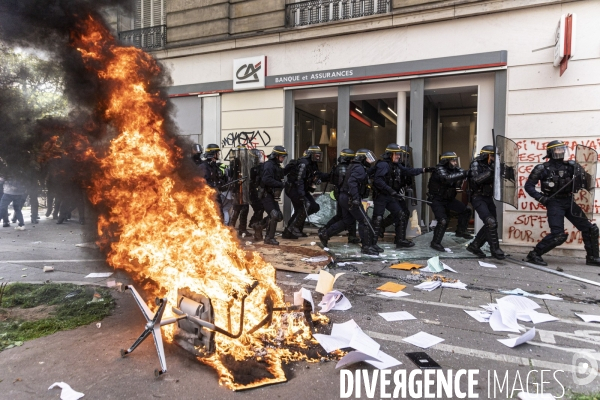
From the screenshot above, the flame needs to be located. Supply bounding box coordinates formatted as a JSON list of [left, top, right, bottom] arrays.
[[69, 16, 321, 390]]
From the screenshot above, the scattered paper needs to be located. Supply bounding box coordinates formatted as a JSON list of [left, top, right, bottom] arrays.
[[498, 328, 536, 348], [318, 290, 352, 312], [310, 242, 316, 246], [497, 302, 522, 332], [349, 329, 380, 358], [331, 319, 360, 341], [444, 248, 453, 253], [84, 272, 113, 278], [478, 261, 497, 268], [337, 262, 364, 266], [500, 289, 562, 301], [336, 350, 401, 369], [441, 263, 458, 273], [301, 256, 329, 263], [303, 274, 320, 281], [489, 310, 520, 333], [48, 382, 84, 400], [403, 332, 445, 349], [43, 266, 54, 272], [323, 247, 329, 252], [293, 288, 315, 313], [497, 295, 541, 311], [377, 282, 406, 293], [442, 281, 467, 290], [575, 314, 600, 323], [517, 392, 556, 400], [377, 291, 411, 298], [532, 294, 563, 301], [316, 270, 345, 294], [526, 311, 559, 324], [379, 311, 416, 322], [389, 262, 422, 270], [424, 256, 443, 272], [464, 310, 491, 323], [314, 319, 359, 353], [414, 281, 442, 291]]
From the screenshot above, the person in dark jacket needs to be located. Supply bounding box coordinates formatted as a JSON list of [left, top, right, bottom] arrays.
[[283, 145, 330, 239], [372, 144, 432, 251], [319, 149, 360, 244], [427, 151, 472, 251], [255, 146, 288, 245], [524, 140, 600, 267], [466, 145, 505, 260], [248, 149, 266, 241], [318, 149, 378, 255], [198, 144, 226, 218]]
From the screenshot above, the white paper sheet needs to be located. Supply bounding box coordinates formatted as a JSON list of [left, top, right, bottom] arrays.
[[489, 310, 521, 333], [480, 304, 499, 312], [478, 261, 497, 268], [336, 350, 402, 369], [313, 334, 351, 353], [575, 314, 600, 323], [527, 311, 559, 324], [378, 311, 416, 322], [441, 263, 458, 273], [337, 262, 364, 266], [331, 319, 360, 342], [532, 294, 563, 301], [498, 302, 522, 332], [425, 256, 443, 272], [84, 272, 113, 278], [318, 290, 352, 312], [349, 329, 381, 358], [498, 328, 536, 348], [442, 281, 467, 290], [48, 382, 84, 400], [293, 288, 315, 314], [377, 290, 411, 298], [304, 274, 320, 281], [402, 331, 445, 349], [464, 310, 491, 323], [501, 288, 533, 296], [414, 281, 442, 291], [497, 295, 541, 311]]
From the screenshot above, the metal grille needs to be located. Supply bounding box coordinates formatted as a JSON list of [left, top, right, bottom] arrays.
[[118, 25, 167, 51], [287, 0, 391, 27]]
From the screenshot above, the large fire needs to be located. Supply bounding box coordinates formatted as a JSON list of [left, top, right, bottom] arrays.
[[68, 16, 320, 390]]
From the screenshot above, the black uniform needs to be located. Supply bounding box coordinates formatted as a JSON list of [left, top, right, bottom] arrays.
[[248, 162, 265, 236], [427, 163, 471, 250], [321, 158, 359, 242], [525, 159, 600, 266], [198, 159, 226, 217], [260, 158, 286, 244], [467, 155, 505, 259], [284, 156, 329, 237], [321, 161, 377, 254], [372, 159, 423, 247]]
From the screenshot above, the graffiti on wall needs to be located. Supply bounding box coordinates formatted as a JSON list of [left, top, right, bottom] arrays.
[[221, 130, 271, 149]]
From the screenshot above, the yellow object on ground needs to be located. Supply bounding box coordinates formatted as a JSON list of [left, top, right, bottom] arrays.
[[376, 282, 407, 292], [390, 262, 423, 270]]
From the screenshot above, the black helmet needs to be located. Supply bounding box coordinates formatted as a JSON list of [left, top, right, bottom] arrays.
[[204, 144, 221, 160], [545, 140, 568, 160], [440, 151, 459, 169], [268, 145, 288, 163], [305, 145, 323, 162], [399, 145, 411, 164], [478, 145, 495, 163], [339, 149, 355, 163], [382, 143, 403, 160], [250, 148, 265, 164], [354, 148, 376, 165]]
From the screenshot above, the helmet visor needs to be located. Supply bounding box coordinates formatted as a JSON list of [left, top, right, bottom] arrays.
[[550, 145, 569, 160], [311, 151, 323, 162], [364, 150, 376, 165]]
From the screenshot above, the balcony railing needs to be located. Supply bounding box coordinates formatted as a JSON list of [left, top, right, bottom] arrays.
[[287, 0, 391, 28], [118, 25, 167, 51]]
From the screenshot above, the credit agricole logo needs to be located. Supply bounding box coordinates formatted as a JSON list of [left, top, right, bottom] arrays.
[[233, 56, 266, 91]]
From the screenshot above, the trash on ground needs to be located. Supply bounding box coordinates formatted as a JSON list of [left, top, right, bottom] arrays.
[[319, 290, 352, 312], [377, 290, 411, 298], [293, 287, 314, 313], [444, 248, 453, 253], [378, 311, 416, 322], [303, 274, 320, 281], [43, 266, 54, 272], [500, 288, 563, 301], [48, 382, 84, 400], [96, 322, 101, 328], [575, 313, 600, 323], [84, 272, 113, 278], [441, 281, 467, 290], [336, 350, 401, 369], [402, 331, 444, 349], [464, 310, 491, 322], [301, 255, 329, 263], [106, 280, 116, 287], [390, 262, 423, 270], [414, 281, 441, 291], [315, 270, 344, 294], [497, 328, 536, 348], [422, 256, 457, 273], [337, 262, 364, 266], [405, 352, 442, 369], [376, 282, 406, 293], [478, 261, 497, 268], [310, 242, 316, 246]]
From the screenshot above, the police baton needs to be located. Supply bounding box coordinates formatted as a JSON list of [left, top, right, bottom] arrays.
[[220, 176, 247, 189], [355, 201, 377, 236], [545, 177, 574, 200], [393, 193, 432, 205]]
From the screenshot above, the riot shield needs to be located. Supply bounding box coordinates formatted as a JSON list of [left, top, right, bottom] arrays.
[[494, 135, 519, 209], [571, 144, 597, 220], [228, 148, 253, 205]]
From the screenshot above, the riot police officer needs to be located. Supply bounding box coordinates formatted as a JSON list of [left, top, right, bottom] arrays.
[[248, 149, 266, 241], [525, 140, 600, 267], [319, 149, 360, 244], [466, 145, 506, 260], [318, 149, 378, 255], [428, 151, 472, 251], [283, 145, 330, 239], [372, 144, 431, 251], [198, 144, 226, 217], [256, 146, 288, 245]]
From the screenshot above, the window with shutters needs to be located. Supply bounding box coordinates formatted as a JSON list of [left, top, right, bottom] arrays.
[[134, 0, 165, 29], [118, 0, 166, 50]]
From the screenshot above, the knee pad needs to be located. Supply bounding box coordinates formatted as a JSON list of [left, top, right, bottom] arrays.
[[270, 209, 283, 222], [438, 218, 448, 228], [555, 233, 568, 246], [374, 215, 383, 223], [590, 224, 599, 237], [484, 217, 497, 229]]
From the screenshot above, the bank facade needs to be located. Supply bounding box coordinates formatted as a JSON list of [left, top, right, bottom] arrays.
[[115, 0, 600, 254]]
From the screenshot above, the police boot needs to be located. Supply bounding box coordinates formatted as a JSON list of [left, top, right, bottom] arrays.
[[525, 250, 547, 266], [455, 208, 473, 239], [396, 213, 415, 248], [466, 227, 487, 258], [360, 224, 379, 256], [228, 208, 239, 228], [264, 219, 279, 245], [290, 208, 308, 237], [282, 214, 300, 239], [371, 216, 384, 253], [583, 225, 600, 266], [485, 218, 506, 260], [380, 214, 394, 238], [251, 219, 265, 241], [430, 220, 447, 252], [318, 227, 329, 247], [348, 222, 361, 244], [237, 213, 251, 237]]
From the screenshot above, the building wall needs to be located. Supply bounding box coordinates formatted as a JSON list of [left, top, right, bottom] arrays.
[[162, 1, 600, 251]]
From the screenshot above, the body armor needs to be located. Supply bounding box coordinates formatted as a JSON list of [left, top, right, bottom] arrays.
[[428, 164, 466, 200], [469, 159, 494, 197], [539, 161, 575, 198], [332, 161, 350, 198], [340, 163, 369, 198]]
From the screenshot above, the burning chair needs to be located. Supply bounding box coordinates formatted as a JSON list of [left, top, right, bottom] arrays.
[[120, 284, 315, 377]]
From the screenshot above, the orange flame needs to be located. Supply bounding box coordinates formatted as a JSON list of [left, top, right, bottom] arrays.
[[70, 16, 318, 390]]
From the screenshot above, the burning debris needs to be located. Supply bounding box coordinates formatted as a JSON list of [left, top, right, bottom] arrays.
[[0, 2, 329, 390]]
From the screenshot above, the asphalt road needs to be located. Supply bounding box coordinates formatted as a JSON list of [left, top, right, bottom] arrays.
[[0, 215, 599, 399]]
